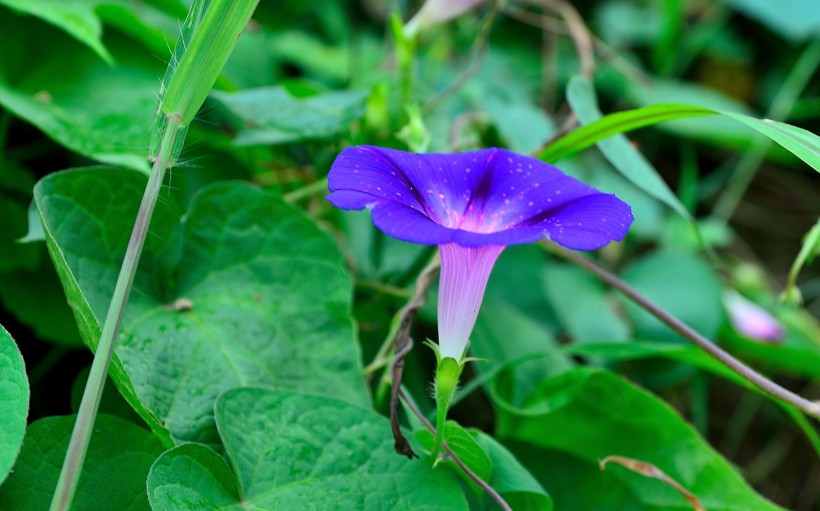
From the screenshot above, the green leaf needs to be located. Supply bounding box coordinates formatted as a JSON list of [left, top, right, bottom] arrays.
[[472, 432, 553, 511], [415, 420, 494, 486], [621, 251, 723, 345], [560, 76, 694, 222], [538, 102, 714, 163], [720, 0, 820, 41], [211, 86, 367, 146], [471, 296, 573, 406], [35, 167, 368, 446], [492, 367, 785, 511], [0, 163, 39, 272], [502, 444, 645, 510], [148, 389, 469, 511], [719, 112, 820, 171], [414, 422, 554, 510], [0, 414, 165, 510], [542, 262, 630, 344], [0, 257, 84, 347], [541, 77, 820, 174], [0, 12, 161, 171], [0, 324, 28, 484], [0, 0, 113, 63]]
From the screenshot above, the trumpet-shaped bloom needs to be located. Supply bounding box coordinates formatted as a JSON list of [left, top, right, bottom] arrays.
[[328, 146, 633, 359]]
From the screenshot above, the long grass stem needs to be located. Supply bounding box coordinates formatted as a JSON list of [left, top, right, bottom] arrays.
[[49, 115, 182, 511]]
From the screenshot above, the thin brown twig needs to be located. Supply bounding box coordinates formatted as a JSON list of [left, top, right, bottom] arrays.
[[422, 0, 501, 115], [387, 254, 441, 458], [543, 240, 820, 420], [520, 0, 595, 79], [399, 388, 513, 511], [391, 337, 418, 458]]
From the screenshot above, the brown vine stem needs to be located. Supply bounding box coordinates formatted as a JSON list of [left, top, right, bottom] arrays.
[[542, 240, 820, 420], [399, 388, 513, 511], [384, 253, 441, 458]]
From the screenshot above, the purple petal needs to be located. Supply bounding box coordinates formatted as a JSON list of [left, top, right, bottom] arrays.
[[437, 243, 505, 359], [327, 145, 633, 250], [534, 193, 633, 250], [371, 202, 454, 245]]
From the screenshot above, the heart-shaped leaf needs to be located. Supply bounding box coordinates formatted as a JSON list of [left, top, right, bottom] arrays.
[[148, 389, 468, 510], [35, 167, 368, 446], [0, 324, 28, 484], [0, 414, 164, 511], [492, 367, 785, 511]]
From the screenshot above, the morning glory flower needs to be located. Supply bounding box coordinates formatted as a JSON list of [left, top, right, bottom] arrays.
[[327, 145, 633, 361]]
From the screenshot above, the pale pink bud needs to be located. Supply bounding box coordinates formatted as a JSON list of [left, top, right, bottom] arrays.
[[404, 0, 486, 37], [724, 291, 785, 343]]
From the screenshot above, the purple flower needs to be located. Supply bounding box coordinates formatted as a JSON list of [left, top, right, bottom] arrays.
[[328, 146, 633, 360], [724, 291, 785, 343]]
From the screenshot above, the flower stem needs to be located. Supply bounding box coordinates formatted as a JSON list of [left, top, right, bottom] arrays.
[[543, 240, 820, 420], [49, 115, 182, 511], [399, 388, 512, 511]]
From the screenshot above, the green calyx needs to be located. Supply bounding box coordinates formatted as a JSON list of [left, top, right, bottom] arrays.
[[431, 356, 463, 463]]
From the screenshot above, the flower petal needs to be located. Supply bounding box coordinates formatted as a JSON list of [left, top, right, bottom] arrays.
[[533, 193, 633, 250], [371, 202, 454, 245], [327, 145, 633, 251]]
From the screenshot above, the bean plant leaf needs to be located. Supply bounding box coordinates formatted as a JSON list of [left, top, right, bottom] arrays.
[[147, 388, 468, 511], [0, 414, 164, 511], [211, 86, 367, 145], [35, 167, 368, 446], [0, 324, 28, 485], [491, 367, 785, 511], [0, 11, 161, 172]]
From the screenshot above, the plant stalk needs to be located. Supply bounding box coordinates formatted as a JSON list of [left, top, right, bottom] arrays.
[[543, 241, 820, 420], [49, 114, 182, 511]]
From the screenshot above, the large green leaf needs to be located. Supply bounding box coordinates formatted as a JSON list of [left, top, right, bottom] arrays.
[[0, 324, 28, 484], [0, 414, 164, 511], [35, 167, 368, 446], [492, 367, 784, 511], [0, 11, 162, 172], [147, 389, 468, 510]]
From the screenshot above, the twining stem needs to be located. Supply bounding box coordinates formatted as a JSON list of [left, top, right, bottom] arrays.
[[364, 252, 440, 379], [543, 240, 820, 420], [49, 114, 182, 511], [399, 388, 513, 511]]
